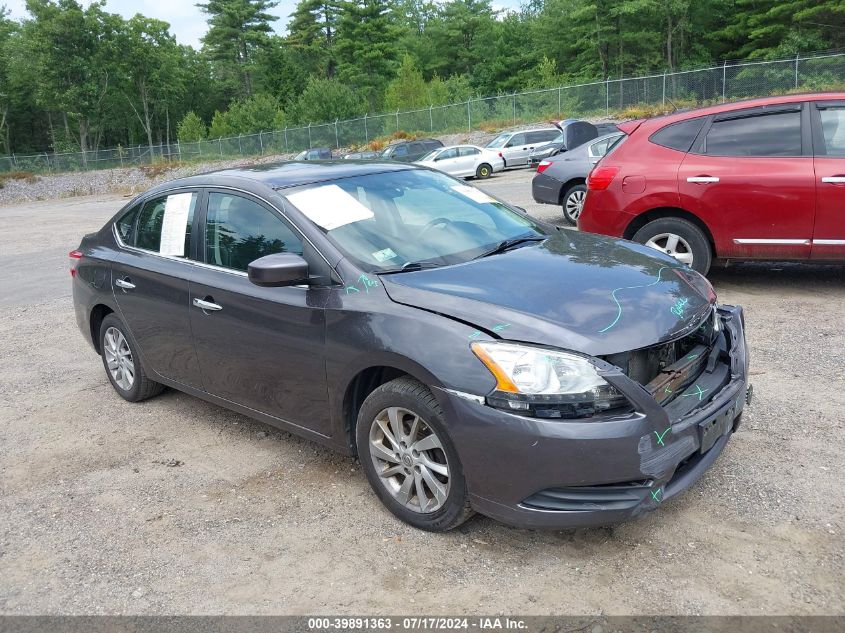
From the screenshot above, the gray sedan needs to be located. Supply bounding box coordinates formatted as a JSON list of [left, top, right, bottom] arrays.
[[532, 132, 624, 225]]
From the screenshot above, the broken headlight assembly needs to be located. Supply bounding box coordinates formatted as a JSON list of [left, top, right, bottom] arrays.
[[471, 341, 630, 419]]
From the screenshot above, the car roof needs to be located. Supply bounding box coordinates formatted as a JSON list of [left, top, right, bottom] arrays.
[[386, 138, 440, 146], [640, 91, 845, 129], [142, 161, 417, 195]]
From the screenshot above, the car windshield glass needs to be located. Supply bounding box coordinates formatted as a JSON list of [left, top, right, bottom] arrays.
[[486, 133, 510, 148], [282, 169, 547, 273], [419, 149, 440, 161]]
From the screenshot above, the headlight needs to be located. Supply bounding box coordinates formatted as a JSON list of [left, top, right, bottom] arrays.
[[471, 341, 629, 418]]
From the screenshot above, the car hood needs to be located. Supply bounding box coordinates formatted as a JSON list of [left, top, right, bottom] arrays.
[[379, 231, 714, 356]]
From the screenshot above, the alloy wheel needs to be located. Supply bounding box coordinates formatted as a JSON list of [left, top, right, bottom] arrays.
[[368, 407, 450, 513], [644, 232, 694, 266], [103, 326, 135, 390], [565, 189, 586, 220]]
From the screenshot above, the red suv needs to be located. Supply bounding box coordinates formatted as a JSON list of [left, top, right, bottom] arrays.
[[579, 93, 845, 274]]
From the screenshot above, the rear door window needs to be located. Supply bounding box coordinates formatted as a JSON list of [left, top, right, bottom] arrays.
[[134, 191, 198, 257], [458, 147, 480, 157], [704, 110, 802, 157]]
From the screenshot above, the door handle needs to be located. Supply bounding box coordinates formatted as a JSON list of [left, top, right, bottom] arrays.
[[114, 278, 135, 290], [687, 176, 720, 184], [821, 176, 845, 184], [193, 297, 222, 312]]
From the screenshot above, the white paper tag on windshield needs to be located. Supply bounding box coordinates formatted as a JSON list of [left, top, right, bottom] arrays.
[[159, 192, 194, 257], [372, 247, 397, 262], [287, 184, 374, 230], [451, 184, 496, 205]]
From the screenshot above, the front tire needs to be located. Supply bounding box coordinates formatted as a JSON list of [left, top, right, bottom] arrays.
[[562, 184, 587, 225], [356, 377, 473, 532], [632, 217, 712, 275], [99, 314, 164, 402], [475, 163, 492, 179]]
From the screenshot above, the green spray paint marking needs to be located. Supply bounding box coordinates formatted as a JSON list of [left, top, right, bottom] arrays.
[[651, 488, 663, 502], [345, 274, 380, 295], [687, 353, 700, 360], [598, 266, 670, 334], [492, 323, 511, 332], [664, 386, 672, 395], [682, 385, 708, 401], [670, 297, 690, 317], [654, 426, 672, 447]]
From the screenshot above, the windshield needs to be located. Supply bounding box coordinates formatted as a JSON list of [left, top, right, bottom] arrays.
[[418, 149, 440, 162], [294, 150, 307, 160], [485, 133, 511, 148], [283, 169, 547, 273]]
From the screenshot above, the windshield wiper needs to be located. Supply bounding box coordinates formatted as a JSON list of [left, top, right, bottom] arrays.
[[377, 261, 442, 274], [475, 234, 547, 259]]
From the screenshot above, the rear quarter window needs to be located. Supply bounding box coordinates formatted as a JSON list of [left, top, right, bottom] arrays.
[[650, 117, 706, 152]]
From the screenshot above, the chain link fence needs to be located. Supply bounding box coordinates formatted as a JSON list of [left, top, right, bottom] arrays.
[[2, 52, 843, 174]]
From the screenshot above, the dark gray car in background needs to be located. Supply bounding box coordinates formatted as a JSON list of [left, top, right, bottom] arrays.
[[70, 161, 750, 532], [532, 131, 624, 224]]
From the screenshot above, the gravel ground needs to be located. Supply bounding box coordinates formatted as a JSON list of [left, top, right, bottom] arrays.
[[0, 169, 843, 615]]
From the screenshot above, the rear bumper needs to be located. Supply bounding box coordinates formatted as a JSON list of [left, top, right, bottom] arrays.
[[577, 191, 631, 237], [438, 305, 749, 529], [532, 172, 563, 205]]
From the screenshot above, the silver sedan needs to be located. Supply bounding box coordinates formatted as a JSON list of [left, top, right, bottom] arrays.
[[415, 145, 505, 179]]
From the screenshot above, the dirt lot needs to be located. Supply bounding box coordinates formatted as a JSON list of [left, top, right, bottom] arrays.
[[0, 169, 843, 615]]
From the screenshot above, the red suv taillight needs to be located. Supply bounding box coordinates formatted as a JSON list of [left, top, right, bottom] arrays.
[[69, 250, 82, 277], [587, 166, 620, 191], [536, 160, 552, 174]]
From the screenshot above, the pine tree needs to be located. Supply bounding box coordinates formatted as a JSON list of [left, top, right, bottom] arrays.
[[197, 0, 279, 98]]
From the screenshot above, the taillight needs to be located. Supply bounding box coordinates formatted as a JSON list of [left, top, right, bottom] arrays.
[[536, 160, 552, 174], [69, 250, 82, 277], [587, 166, 620, 191]]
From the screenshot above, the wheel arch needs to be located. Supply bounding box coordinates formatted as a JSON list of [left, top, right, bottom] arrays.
[[623, 207, 716, 256], [341, 363, 439, 456], [557, 177, 587, 205], [89, 304, 115, 355]]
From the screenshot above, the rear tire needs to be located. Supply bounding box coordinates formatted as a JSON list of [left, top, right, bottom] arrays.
[[561, 184, 587, 225], [99, 314, 164, 402], [356, 377, 473, 532], [632, 217, 712, 275], [475, 163, 493, 179]]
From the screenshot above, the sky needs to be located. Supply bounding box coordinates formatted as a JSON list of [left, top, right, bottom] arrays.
[[2, 0, 522, 48]]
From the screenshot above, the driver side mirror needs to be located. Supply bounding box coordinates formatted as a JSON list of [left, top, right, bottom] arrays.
[[248, 253, 309, 287]]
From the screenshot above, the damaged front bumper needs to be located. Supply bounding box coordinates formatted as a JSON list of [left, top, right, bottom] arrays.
[[439, 305, 750, 529]]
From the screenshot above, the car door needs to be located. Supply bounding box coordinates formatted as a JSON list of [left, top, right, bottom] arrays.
[[456, 146, 481, 176], [677, 103, 815, 260], [111, 189, 204, 388], [188, 190, 332, 435], [810, 100, 845, 260], [501, 133, 526, 166], [432, 147, 461, 174]]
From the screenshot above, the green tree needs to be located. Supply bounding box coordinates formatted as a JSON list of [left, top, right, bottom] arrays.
[[287, 0, 341, 78], [177, 111, 207, 141], [384, 54, 428, 110], [24, 0, 123, 160], [334, 0, 400, 108], [119, 15, 184, 152], [288, 76, 366, 123], [197, 0, 279, 98]]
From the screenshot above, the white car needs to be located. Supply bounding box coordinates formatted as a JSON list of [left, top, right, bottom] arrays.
[[415, 145, 505, 179]]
